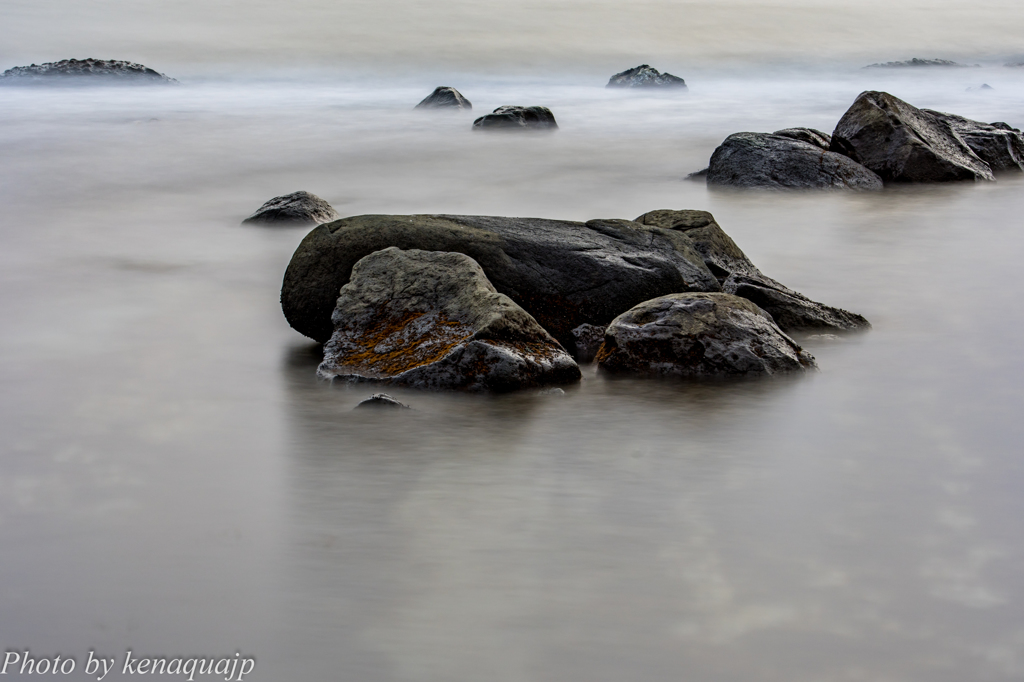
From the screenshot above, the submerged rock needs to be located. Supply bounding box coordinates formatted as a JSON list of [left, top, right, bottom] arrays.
[[281, 213, 719, 351], [606, 65, 687, 89], [318, 248, 580, 392], [705, 132, 883, 190], [634, 209, 871, 332], [354, 393, 411, 410], [595, 293, 817, 377], [829, 91, 1007, 182], [242, 191, 339, 226], [0, 58, 177, 85], [415, 86, 472, 110], [864, 58, 978, 68], [472, 106, 558, 130]]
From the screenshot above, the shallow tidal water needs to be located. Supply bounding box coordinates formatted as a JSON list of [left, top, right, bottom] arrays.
[[2, 67, 1024, 681]]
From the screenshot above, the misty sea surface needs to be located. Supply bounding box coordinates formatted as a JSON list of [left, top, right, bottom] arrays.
[[2, 64, 1024, 681]]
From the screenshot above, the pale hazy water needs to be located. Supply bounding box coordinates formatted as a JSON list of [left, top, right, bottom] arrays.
[[1, 65, 1024, 681]]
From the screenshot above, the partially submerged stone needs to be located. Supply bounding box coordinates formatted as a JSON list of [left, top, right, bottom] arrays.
[[595, 293, 817, 377], [242, 191, 339, 226], [0, 58, 177, 85], [706, 132, 883, 190], [922, 110, 1024, 173], [606, 65, 687, 89], [634, 209, 871, 332], [415, 86, 472, 110], [318, 248, 580, 392], [354, 394, 411, 410], [281, 213, 719, 351], [829, 91, 1002, 182], [472, 106, 558, 130]]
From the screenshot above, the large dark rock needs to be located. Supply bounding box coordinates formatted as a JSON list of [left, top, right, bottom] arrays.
[[864, 58, 978, 68], [0, 58, 177, 85], [281, 213, 720, 351], [472, 106, 558, 130], [705, 132, 883, 190], [634, 209, 871, 332], [606, 65, 687, 89], [415, 86, 472, 110], [595, 293, 817, 377], [242, 191, 339, 226], [829, 91, 1004, 182], [922, 110, 1024, 173], [318, 248, 580, 392]]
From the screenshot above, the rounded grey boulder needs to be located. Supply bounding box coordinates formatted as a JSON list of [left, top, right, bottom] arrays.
[[354, 394, 411, 410], [606, 65, 687, 89], [242, 191, 339, 226], [772, 127, 832, 149], [595, 293, 817, 377], [472, 106, 558, 130], [706, 132, 883, 190], [318, 248, 581, 392], [415, 86, 472, 110], [0, 58, 177, 85]]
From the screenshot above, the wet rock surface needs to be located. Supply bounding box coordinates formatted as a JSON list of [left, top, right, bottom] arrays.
[[595, 293, 817, 377], [0, 58, 178, 85], [705, 132, 883, 190], [281, 213, 719, 349], [606, 65, 688, 89], [472, 106, 558, 130], [242, 191, 339, 226], [923, 110, 1024, 173], [772, 127, 832, 149], [829, 91, 1001, 182], [318, 248, 580, 392], [415, 86, 472, 110], [570, 323, 607, 363], [634, 209, 871, 332]]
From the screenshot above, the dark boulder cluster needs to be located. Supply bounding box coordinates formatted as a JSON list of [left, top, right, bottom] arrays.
[[703, 91, 1024, 189], [0, 58, 177, 85], [606, 65, 687, 89], [281, 210, 868, 391]]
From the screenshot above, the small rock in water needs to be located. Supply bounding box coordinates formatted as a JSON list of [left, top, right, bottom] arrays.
[[472, 106, 558, 130], [595, 292, 817, 377], [242, 191, 339, 226], [0, 58, 178, 85], [1006, 62, 1024, 68], [966, 84, 994, 91], [606, 65, 687, 89], [415, 86, 472, 110], [537, 387, 565, 396], [863, 58, 978, 68], [685, 168, 709, 181], [354, 394, 411, 410]]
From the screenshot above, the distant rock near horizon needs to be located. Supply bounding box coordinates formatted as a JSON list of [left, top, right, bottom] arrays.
[[415, 86, 472, 110], [0, 58, 178, 85], [606, 65, 687, 89], [864, 58, 979, 68], [1006, 62, 1024, 67]]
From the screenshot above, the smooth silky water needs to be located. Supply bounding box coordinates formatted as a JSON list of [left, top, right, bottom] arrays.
[[1, 64, 1023, 680]]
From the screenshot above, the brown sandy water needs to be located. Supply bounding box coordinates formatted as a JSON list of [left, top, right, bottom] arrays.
[[1, 67, 1023, 680]]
